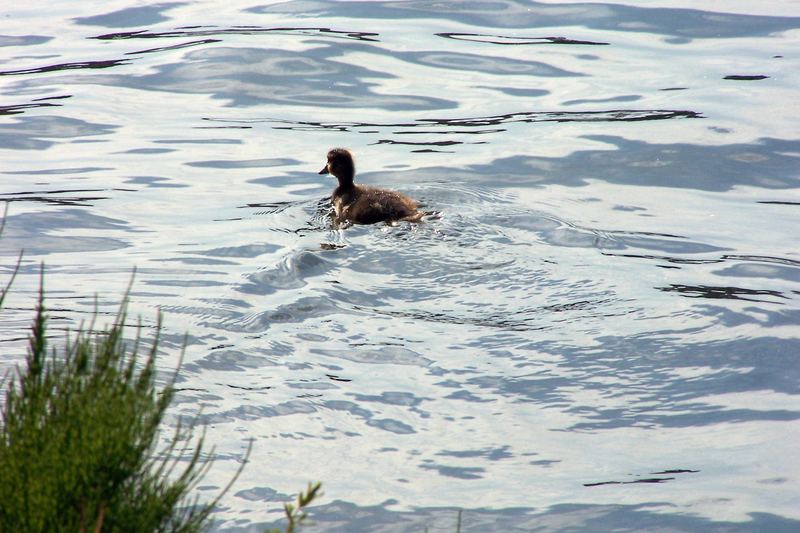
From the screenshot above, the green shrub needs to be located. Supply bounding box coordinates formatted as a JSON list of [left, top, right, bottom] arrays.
[[0, 257, 322, 532], [0, 270, 236, 532]]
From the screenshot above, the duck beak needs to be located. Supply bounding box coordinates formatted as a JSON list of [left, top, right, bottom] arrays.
[[318, 165, 330, 175]]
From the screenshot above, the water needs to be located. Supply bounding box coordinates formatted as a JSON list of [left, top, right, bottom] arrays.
[[1, 1, 799, 531]]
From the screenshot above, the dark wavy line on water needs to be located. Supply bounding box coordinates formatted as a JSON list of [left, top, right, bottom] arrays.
[[0, 59, 131, 77], [31, 95, 72, 102], [353, 304, 550, 332], [723, 74, 769, 81], [353, 297, 623, 331], [723, 254, 800, 267], [216, 109, 702, 133], [0, 102, 62, 116], [421, 109, 703, 126], [660, 284, 788, 303], [584, 477, 675, 487], [124, 38, 222, 55], [0, 188, 133, 196], [0, 188, 134, 207], [392, 129, 505, 135], [605, 251, 800, 268], [0, 196, 108, 207], [584, 468, 698, 487], [436, 33, 609, 45], [2, 96, 71, 116], [92, 26, 380, 42], [605, 229, 687, 239], [603, 252, 723, 265], [758, 200, 800, 206], [373, 139, 464, 147]]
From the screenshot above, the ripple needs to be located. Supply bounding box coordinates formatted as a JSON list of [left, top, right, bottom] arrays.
[[193, 348, 278, 372], [204, 400, 317, 424], [237, 251, 335, 295], [74, 3, 184, 28], [123, 176, 187, 188], [257, 500, 800, 532], [0, 209, 130, 256], [313, 346, 433, 366], [258, 0, 800, 39], [249, 108, 701, 133], [401, 136, 800, 191], [195, 243, 281, 258], [419, 462, 485, 479], [50, 46, 454, 110], [659, 284, 788, 303], [716, 263, 800, 283], [0, 115, 117, 150], [475, 86, 549, 98], [398, 50, 583, 76], [0, 187, 123, 207], [93, 26, 380, 43], [584, 468, 698, 487], [123, 39, 221, 55], [185, 157, 300, 169], [435, 33, 609, 45], [0, 99, 65, 116], [0, 59, 132, 77], [0, 35, 51, 47], [563, 95, 642, 106], [232, 110, 700, 153]]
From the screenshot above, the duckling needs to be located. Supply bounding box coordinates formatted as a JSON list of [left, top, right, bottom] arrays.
[[319, 148, 422, 225]]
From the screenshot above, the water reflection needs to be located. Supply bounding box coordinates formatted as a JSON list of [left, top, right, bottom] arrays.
[[0, 209, 129, 255], [339, 136, 799, 190], [0, 115, 116, 149], [19, 45, 455, 110], [0, 34, 51, 47], [395, 50, 584, 76], [254, 0, 800, 39], [73, 2, 185, 28], [1, 0, 798, 530], [254, 500, 800, 533]]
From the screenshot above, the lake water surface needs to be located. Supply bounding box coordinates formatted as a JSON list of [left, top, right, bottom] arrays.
[[1, 1, 799, 531]]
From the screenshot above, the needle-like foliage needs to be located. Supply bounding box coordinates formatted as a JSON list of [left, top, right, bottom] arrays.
[[0, 268, 235, 532], [266, 482, 323, 533]]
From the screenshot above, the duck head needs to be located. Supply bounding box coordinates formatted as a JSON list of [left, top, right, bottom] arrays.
[[319, 148, 355, 185]]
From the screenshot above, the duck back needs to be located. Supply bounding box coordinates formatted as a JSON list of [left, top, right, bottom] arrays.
[[334, 185, 420, 225]]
